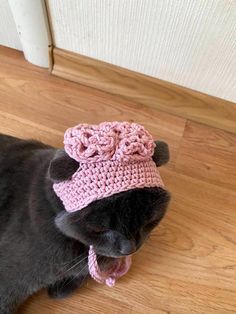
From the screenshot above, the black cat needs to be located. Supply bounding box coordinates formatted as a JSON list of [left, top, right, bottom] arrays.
[[0, 134, 170, 313]]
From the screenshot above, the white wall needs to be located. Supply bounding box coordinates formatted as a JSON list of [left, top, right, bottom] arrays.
[[0, 0, 22, 50], [48, 0, 236, 102]]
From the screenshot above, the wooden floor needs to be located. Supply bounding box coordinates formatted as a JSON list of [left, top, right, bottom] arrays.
[[0, 45, 236, 314]]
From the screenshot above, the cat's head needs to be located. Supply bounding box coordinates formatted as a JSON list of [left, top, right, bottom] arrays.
[[49, 140, 170, 258]]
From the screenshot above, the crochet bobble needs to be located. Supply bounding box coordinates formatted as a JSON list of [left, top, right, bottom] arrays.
[[64, 122, 155, 163]]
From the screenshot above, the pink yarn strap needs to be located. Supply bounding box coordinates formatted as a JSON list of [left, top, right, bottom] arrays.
[[88, 246, 132, 287]]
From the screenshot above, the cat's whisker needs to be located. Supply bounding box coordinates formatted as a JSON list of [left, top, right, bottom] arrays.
[[60, 236, 105, 276], [57, 254, 87, 275], [60, 255, 103, 291], [60, 254, 88, 276], [61, 253, 86, 265]]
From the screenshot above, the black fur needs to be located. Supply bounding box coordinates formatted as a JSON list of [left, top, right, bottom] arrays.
[[0, 134, 170, 313], [49, 149, 80, 182], [153, 141, 170, 166]]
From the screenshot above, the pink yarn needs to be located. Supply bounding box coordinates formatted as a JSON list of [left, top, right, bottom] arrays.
[[53, 160, 163, 213], [88, 246, 132, 287], [63, 122, 155, 163], [53, 122, 165, 287]]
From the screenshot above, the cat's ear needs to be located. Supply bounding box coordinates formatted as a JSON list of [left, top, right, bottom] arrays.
[[152, 141, 170, 167], [48, 149, 80, 182]]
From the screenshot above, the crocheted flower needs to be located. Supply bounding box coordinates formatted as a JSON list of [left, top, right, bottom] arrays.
[[64, 122, 155, 163]]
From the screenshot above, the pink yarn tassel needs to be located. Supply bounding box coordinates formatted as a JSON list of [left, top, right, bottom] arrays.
[[88, 246, 132, 287]]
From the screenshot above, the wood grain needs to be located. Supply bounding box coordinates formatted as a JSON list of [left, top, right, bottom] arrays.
[[175, 121, 236, 191], [0, 46, 185, 169], [52, 47, 236, 134], [1, 45, 236, 314]]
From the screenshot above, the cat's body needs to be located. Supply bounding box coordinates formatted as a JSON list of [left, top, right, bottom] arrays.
[[0, 135, 89, 313], [0, 134, 170, 313]]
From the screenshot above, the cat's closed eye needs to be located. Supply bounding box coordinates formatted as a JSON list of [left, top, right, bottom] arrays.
[[88, 225, 109, 234]]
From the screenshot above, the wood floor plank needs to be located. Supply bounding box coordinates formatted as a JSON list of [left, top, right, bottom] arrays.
[[1, 46, 236, 314], [52, 47, 236, 134], [175, 121, 236, 191], [0, 45, 186, 169]]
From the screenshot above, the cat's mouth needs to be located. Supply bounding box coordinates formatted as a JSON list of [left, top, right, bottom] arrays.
[[97, 254, 132, 273]]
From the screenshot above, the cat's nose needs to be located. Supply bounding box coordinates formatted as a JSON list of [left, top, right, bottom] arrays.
[[119, 239, 136, 255]]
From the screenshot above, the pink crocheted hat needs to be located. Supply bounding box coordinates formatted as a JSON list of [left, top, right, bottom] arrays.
[[53, 122, 164, 213], [53, 121, 165, 287]]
